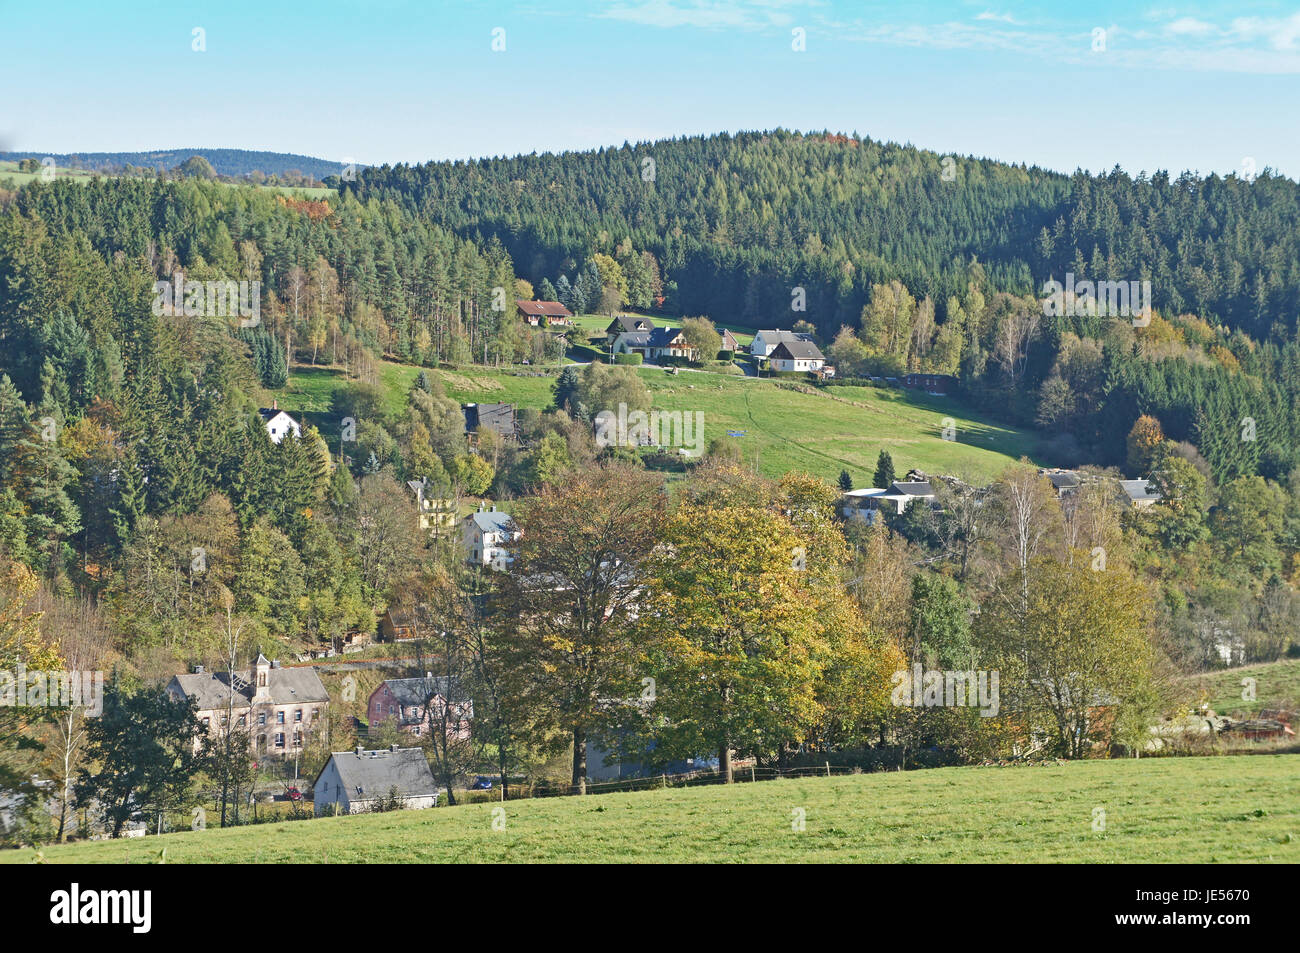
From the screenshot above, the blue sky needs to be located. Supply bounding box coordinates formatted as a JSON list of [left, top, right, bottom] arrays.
[[2, 0, 1298, 178]]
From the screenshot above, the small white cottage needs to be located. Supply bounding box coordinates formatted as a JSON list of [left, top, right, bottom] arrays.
[[313, 746, 440, 816]]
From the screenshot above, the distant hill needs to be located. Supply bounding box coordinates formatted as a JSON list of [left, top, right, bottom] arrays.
[[0, 148, 348, 181]]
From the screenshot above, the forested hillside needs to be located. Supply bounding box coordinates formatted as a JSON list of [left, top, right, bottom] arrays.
[[345, 129, 1300, 341], [343, 129, 1300, 482], [0, 175, 530, 659]]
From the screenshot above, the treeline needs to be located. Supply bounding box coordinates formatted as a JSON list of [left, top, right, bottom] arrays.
[[342, 128, 1300, 341], [1, 148, 346, 181]]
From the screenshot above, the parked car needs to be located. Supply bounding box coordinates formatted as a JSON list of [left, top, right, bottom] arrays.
[[470, 776, 493, 790]]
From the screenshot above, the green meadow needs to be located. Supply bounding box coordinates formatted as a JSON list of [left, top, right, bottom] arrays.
[[284, 357, 1044, 484], [11, 755, 1295, 864]]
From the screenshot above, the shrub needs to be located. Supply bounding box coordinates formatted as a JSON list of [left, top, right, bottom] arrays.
[[614, 352, 643, 365]]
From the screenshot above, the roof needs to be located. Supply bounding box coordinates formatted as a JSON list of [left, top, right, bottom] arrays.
[[843, 487, 889, 500], [463, 402, 517, 439], [769, 340, 826, 362], [321, 748, 439, 801], [169, 664, 329, 710], [647, 326, 686, 348], [465, 508, 516, 534], [890, 481, 934, 496], [257, 408, 295, 422], [615, 330, 652, 348], [1119, 479, 1161, 503], [607, 314, 655, 334], [517, 300, 572, 318], [756, 330, 814, 344], [379, 676, 456, 707], [1043, 470, 1080, 491]]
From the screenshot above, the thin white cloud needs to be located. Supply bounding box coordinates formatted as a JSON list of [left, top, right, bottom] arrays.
[[841, 10, 1300, 74], [1229, 13, 1300, 51], [1165, 17, 1215, 37], [975, 11, 1020, 26], [597, 0, 814, 31]]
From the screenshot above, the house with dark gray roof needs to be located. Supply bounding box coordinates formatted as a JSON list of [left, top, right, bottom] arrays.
[[750, 329, 816, 357], [312, 746, 439, 816], [463, 402, 518, 444], [840, 479, 936, 522], [1039, 469, 1081, 497], [606, 313, 655, 342], [768, 340, 826, 373], [367, 676, 473, 739], [257, 401, 301, 444], [166, 654, 329, 757], [1119, 478, 1161, 507]]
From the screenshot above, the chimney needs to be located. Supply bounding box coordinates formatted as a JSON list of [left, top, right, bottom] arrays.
[[426, 672, 433, 679], [489, 504, 496, 512], [271, 659, 281, 669], [272, 398, 278, 411], [354, 745, 363, 756], [193, 664, 204, 675], [389, 744, 399, 753], [477, 502, 485, 512]]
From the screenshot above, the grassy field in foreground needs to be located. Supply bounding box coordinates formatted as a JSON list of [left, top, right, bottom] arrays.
[[10, 755, 1296, 864], [285, 360, 1045, 484]]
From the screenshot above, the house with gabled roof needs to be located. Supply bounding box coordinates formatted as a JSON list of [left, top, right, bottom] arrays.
[[257, 400, 300, 444], [463, 402, 517, 444], [769, 339, 826, 373], [517, 300, 573, 326], [1119, 478, 1161, 508], [461, 502, 520, 569], [750, 329, 815, 357], [166, 654, 329, 757], [367, 676, 472, 739], [406, 478, 456, 534], [606, 314, 655, 343], [841, 479, 937, 522], [1039, 468, 1081, 498], [312, 745, 439, 816]]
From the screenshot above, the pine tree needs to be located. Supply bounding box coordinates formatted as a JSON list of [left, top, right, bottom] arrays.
[[873, 450, 896, 489]]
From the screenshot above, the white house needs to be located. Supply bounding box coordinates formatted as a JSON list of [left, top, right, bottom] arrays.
[[258, 402, 300, 444], [841, 480, 936, 522], [1119, 479, 1162, 508], [768, 340, 826, 373], [312, 746, 439, 816], [461, 503, 520, 569], [750, 329, 815, 358]]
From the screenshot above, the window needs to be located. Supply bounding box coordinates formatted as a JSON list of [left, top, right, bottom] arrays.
[[294, 709, 303, 722], [202, 717, 210, 728], [258, 673, 266, 688], [274, 733, 285, 748], [412, 726, 420, 736], [293, 731, 302, 747], [277, 711, 285, 724], [238, 715, 246, 727], [258, 713, 267, 726]]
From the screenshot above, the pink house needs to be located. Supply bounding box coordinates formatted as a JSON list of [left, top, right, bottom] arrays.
[[367, 676, 472, 740]]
